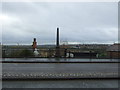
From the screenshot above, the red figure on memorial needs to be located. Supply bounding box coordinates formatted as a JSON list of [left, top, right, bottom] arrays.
[[32, 38, 37, 51]]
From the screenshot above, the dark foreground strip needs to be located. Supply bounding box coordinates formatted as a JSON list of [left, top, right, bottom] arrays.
[[1, 61, 120, 63], [2, 77, 120, 81], [2, 88, 119, 90]]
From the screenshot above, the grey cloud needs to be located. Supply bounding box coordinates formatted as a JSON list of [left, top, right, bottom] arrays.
[[1, 2, 118, 44]]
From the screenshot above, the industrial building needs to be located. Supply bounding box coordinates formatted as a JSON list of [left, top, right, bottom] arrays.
[[107, 43, 120, 59]]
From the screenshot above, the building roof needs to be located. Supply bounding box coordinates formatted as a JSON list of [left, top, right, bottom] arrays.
[[107, 43, 120, 51]]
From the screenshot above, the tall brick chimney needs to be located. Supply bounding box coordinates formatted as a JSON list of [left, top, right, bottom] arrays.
[[55, 27, 60, 58]]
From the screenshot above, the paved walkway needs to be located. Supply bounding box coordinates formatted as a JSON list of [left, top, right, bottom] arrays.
[[2, 63, 118, 80]]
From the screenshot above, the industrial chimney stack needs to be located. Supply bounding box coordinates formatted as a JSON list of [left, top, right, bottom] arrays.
[[55, 27, 60, 58], [57, 27, 59, 47]]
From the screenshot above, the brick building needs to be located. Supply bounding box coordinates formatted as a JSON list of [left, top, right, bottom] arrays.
[[107, 43, 120, 59]]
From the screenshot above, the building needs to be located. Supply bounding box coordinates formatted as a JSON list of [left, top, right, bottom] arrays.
[[71, 51, 97, 58], [107, 43, 120, 59]]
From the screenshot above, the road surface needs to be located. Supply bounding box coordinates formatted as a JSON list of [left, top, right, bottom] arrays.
[[2, 63, 118, 79]]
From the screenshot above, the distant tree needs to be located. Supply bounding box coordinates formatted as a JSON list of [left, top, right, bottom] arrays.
[[2, 50, 5, 58], [98, 52, 107, 58], [19, 49, 34, 58]]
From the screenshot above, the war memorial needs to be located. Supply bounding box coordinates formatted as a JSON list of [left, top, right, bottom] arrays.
[[1, 1, 119, 89]]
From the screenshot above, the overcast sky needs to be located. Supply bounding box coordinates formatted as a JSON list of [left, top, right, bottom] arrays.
[[1, 2, 118, 45]]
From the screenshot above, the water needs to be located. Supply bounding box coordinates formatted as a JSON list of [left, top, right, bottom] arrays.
[[1, 58, 119, 62]]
